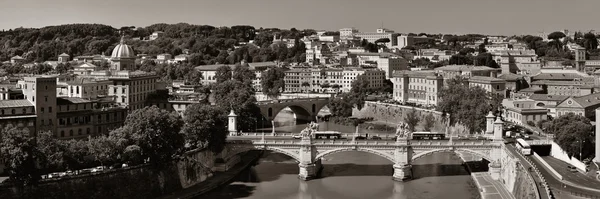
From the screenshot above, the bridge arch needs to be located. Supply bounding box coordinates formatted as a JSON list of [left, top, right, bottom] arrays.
[[260, 101, 329, 122], [412, 148, 493, 162], [224, 146, 301, 163], [315, 148, 395, 163]]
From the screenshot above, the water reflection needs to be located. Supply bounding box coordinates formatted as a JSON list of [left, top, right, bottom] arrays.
[[200, 151, 480, 199]]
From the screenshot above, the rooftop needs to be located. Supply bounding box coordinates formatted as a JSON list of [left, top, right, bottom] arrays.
[[497, 73, 525, 80], [434, 65, 499, 72], [57, 97, 92, 105], [0, 99, 33, 108], [532, 73, 586, 80], [567, 92, 600, 108], [528, 94, 569, 102], [392, 70, 439, 78], [468, 76, 505, 83]]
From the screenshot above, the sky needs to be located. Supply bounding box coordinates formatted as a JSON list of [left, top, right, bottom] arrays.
[[0, 0, 597, 36]]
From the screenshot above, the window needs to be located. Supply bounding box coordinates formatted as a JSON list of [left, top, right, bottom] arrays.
[[49, 119, 52, 125], [69, 130, 73, 136], [41, 107, 44, 113], [22, 108, 26, 113], [86, 128, 91, 134], [78, 129, 82, 135], [11, 109, 15, 114], [45, 96, 48, 102], [49, 107, 52, 113], [32, 96, 35, 102], [60, 131, 65, 137]]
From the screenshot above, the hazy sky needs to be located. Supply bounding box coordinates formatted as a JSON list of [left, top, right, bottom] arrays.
[[0, 0, 597, 35]]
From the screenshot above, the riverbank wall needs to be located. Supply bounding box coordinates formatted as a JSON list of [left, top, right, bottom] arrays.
[[500, 148, 540, 199], [0, 147, 249, 199], [352, 101, 468, 133]]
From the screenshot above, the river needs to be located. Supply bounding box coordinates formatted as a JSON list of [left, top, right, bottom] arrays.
[[198, 110, 481, 199]]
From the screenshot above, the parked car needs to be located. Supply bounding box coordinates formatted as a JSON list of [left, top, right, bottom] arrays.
[[92, 166, 107, 173], [291, 134, 302, 139], [523, 135, 531, 140], [354, 135, 366, 140], [567, 165, 578, 172], [371, 136, 382, 140]]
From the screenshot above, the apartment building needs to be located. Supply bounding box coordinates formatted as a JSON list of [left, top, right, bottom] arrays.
[[391, 70, 444, 106], [355, 29, 399, 48], [502, 98, 548, 126], [468, 76, 506, 98], [284, 67, 385, 93]]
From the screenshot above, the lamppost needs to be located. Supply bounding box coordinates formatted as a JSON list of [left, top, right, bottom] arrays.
[[577, 140, 585, 160]]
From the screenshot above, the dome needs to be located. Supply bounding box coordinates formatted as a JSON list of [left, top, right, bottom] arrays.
[[111, 37, 135, 59]]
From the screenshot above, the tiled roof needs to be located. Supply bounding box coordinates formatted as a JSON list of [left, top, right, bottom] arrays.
[[468, 76, 505, 83], [568, 92, 600, 108], [57, 97, 92, 105], [497, 73, 524, 80], [528, 94, 569, 102], [519, 87, 544, 92], [58, 53, 69, 57], [434, 65, 499, 72], [532, 73, 584, 80], [392, 70, 439, 78], [73, 63, 98, 68], [194, 64, 234, 71], [0, 99, 33, 108]]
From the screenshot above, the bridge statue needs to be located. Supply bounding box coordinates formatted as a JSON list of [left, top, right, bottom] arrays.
[[300, 122, 319, 139], [395, 122, 412, 139]]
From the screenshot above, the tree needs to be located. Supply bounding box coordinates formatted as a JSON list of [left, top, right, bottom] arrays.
[[0, 126, 45, 186], [232, 63, 256, 86], [423, 113, 435, 131], [349, 75, 370, 110], [547, 31, 566, 50], [437, 77, 502, 134], [122, 145, 143, 166], [261, 68, 285, 99], [449, 54, 473, 65], [123, 106, 185, 166], [547, 113, 594, 160], [374, 38, 391, 45], [583, 32, 598, 51], [211, 80, 261, 132], [474, 53, 499, 68], [328, 94, 354, 117], [55, 63, 72, 74], [36, 131, 66, 172], [215, 65, 232, 83], [87, 135, 120, 166], [405, 108, 420, 132], [183, 104, 228, 152]]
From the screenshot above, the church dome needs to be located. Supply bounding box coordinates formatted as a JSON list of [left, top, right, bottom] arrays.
[[111, 37, 135, 59]]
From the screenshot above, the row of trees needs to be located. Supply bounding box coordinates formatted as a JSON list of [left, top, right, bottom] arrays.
[[0, 102, 244, 187]]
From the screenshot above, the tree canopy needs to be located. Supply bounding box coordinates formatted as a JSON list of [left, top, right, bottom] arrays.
[[261, 68, 286, 99], [437, 77, 502, 133], [546, 113, 594, 160]]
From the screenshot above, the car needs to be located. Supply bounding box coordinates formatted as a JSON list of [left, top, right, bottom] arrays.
[[79, 169, 93, 175], [92, 166, 107, 173], [523, 135, 531, 140], [291, 134, 302, 139], [354, 136, 366, 140], [568, 165, 578, 172], [371, 136, 382, 140]]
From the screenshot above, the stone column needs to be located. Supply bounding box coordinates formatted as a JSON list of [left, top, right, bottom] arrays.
[[595, 109, 600, 163], [228, 110, 238, 136], [485, 111, 495, 134], [493, 117, 504, 141], [271, 120, 276, 136], [392, 137, 412, 181], [298, 136, 321, 181]]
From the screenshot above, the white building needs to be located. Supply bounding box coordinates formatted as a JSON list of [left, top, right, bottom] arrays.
[[355, 29, 398, 48]]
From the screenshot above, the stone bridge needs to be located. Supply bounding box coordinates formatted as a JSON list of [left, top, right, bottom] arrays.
[[223, 137, 505, 181], [257, 97, 330, 122]]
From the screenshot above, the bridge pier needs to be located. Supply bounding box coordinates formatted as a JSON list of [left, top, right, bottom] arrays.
[[298, 159, 323, 181], [392, 164, 412, 181]]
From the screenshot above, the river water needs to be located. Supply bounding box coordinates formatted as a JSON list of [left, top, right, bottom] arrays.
[[199, 110, 481, 199]]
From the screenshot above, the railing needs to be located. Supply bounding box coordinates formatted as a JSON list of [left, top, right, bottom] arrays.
[[228, 136, 496, 147], [256, 97, 328, 104], [528, 140, 552, 146], [519, 151, 555, 199]]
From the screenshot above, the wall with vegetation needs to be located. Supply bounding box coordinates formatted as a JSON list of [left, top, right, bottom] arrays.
[[352, 102, 468, 133], [0, 149, 216, 199]]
